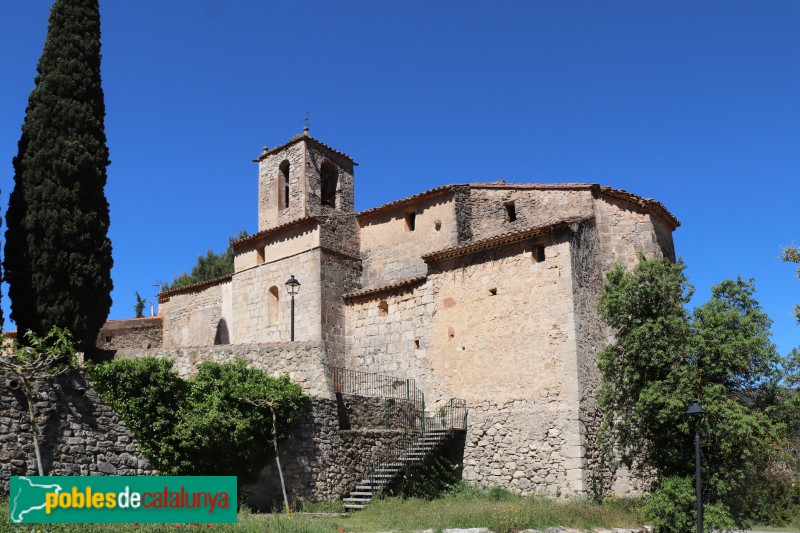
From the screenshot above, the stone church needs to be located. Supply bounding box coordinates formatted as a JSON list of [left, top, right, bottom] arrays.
[[104, 128, 678, 505]]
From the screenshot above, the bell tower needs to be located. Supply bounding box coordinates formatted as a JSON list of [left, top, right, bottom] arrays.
[[254, 127, 356, 232]]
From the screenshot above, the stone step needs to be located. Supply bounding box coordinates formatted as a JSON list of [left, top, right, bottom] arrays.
[[343, 504, 367, 511], [349, 491, 374, 497], [343, 497, 372, 503]]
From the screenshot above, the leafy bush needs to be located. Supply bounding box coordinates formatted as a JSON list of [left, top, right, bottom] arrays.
[[174, 360, 308, 481], [644, 476, 735, 533], [88, 358, 186, 471], [88, 357, 307, 483]]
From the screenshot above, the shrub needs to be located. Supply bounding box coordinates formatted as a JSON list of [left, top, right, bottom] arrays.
[[88, 357, 307, 482], [644, 476, 735, 533]]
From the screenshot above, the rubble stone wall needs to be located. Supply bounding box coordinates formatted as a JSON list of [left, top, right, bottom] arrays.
[[96, 317, 163, 350], [244, 397, 402, 510], [0, 369, 156, 494], [466, 187, 595, 242], [114, 342, 332, 398]]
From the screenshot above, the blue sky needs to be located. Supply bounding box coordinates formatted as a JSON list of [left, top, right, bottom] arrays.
[[1, 1, 798, 354]]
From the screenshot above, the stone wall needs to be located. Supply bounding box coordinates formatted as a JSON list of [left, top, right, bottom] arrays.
[[257, 137, 356, 233], [243, 397, 402, 510], [115, 342, 332, 398], [320, 249, 361, 367], [96, 317, 163, 350], [337, 393, 415, 431], [358, 191, 458, 288], [304, 142, 356, 217], [426, 235, 584, 495], [231, 249, 322, 344], [258, 140, 308, 231], [344, 231, 588, 495], [343, 279, 433, 386], [569, 219, 609, 494], [594, 195, 675, 272], [161, 278, 232, 348], [0, 369, 156, 494], [465, 186, 595, 242]]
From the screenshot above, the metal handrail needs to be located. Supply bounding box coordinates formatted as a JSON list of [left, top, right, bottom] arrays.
[[326, 365, 469, 501], [367, 432, 411, 497], [325, 364, 427, 432]]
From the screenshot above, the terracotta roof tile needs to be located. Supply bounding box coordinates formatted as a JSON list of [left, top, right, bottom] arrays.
[[342, 276, 427, 301], [232, 216, 319, 249], [422, 216, 593, 264], [597, 186, 680, 230], [356, 185, 456, 220], [158, 274, 233, 300], [253, 131, 358, 165]]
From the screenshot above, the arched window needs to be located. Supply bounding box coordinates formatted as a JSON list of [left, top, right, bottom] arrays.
[[279, 160, 290, 209], [268, 286, 280, 324], [320, 161, 338, 208]]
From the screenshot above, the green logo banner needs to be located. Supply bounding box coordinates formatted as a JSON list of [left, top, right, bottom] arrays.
[[9, 476, 237, 524]]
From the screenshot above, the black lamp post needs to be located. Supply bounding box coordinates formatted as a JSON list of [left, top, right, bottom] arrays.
[[687, 401, 706, 533], [285, 275, 301, 341]]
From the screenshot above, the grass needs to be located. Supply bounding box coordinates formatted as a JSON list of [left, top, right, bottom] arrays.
[[0, 485, 646, 532]]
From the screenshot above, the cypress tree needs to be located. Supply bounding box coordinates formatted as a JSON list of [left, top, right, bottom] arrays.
[[4, 0, 113, 351]]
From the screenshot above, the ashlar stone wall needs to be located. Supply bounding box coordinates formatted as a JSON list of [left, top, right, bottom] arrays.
[[161, 279, 232, 348], [358, 192, 458, 288], [343, 279, 433, 385], [426, 236, 584, 496], [0, 369, 156, 494], [232, 249, 322, 344]]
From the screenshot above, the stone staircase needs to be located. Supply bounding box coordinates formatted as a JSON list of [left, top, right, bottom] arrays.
[[325, 365, 467, 512], [343, 428, 453, 511]]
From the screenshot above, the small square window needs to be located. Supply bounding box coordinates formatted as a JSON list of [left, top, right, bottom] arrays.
[[405, 210, 416, 232], [505, 202, 516, 222]]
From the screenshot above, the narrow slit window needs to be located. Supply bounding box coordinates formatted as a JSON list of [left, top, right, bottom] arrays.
[[256, 246, 265, 265], [405, 210, 416, 232], [378, 300, 389, 317], [533, 246, 546, 263], [505, 202, 516, 222]]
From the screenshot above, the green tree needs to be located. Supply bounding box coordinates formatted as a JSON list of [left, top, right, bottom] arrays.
[[4, 0, 113, 351], [133, 291, 146, 318], [597, 257, 794, 529], [783, 244, 800, 323], [165, 229, 248, 291]]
